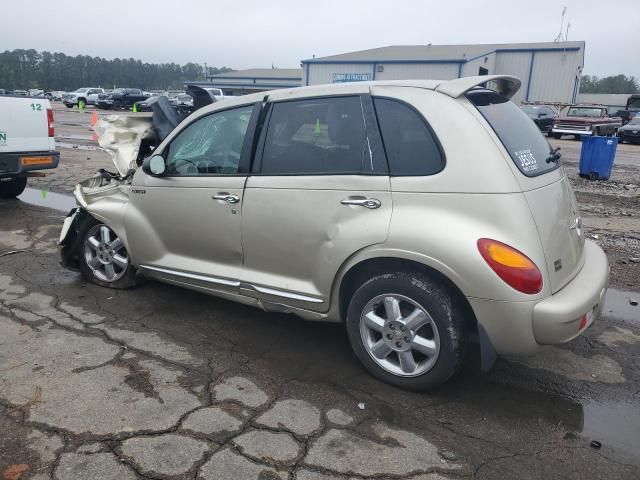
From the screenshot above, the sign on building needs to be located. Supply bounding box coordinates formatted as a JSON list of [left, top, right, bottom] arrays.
[[333, 73, 371, 83]]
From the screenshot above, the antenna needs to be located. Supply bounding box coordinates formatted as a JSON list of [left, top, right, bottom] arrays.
[[554, 6, 567, 42]]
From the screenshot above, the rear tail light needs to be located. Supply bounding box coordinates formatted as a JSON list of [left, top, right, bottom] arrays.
[[477, 238, 543, 294], [47, 108, 54, 137]]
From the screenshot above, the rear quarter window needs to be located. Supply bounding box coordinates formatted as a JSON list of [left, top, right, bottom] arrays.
[[468, 90, 559, 177], [373, 98, 444, 176]]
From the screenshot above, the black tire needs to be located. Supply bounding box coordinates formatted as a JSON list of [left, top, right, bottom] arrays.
[[0, 177, 27, 198], [113, 100, 122, 110], [65, 103, 74, 109], [77, 215, 138, 289], [345, 272, 467, 391], [552, 133, 562, 139]]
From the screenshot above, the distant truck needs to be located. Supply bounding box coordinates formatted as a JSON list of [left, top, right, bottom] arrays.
[[62, 88, 105, 108], [95, 88, 148, 110], [626, 94, 640, 114], [0, 96, 59, 197], [551, 105, 622, 139]]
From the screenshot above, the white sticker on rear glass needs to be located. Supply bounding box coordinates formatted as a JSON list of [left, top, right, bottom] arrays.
[[514, 149, 538, 172]]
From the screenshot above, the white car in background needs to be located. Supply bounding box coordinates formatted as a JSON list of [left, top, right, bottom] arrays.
[[62, 88, 105, 108], [203, 87, 226, 101]]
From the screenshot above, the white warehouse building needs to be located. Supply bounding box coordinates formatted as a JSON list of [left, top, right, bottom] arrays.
[[302, 41, 585, 104]]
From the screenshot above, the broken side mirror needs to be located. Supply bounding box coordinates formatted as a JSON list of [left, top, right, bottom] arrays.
[[142, 154, 166, 176]]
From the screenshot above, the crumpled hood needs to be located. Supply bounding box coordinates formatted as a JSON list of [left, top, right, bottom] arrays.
[[93, 114, 154, 177]]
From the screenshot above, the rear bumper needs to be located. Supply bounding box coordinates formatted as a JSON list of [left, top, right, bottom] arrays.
[[532, 240, 609, 344], [468, 240, 609, 356], [0, 151, 60, 177], [619, 132, 640, 141]]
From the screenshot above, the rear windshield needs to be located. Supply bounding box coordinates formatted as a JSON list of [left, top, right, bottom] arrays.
[[468, 90, 559, 177]]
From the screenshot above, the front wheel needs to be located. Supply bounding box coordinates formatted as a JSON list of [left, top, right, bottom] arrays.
[[346, 272, 466, 391], [78, 217, 138, 289], [0, 177, 27, 198], [552, 133, 562, 139], [65, 103, 74, 109]]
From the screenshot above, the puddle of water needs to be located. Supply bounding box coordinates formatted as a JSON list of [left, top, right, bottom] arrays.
[[17, 188, 76, 212], [582, 400, 640, 462], [602, 288, 640, 324]]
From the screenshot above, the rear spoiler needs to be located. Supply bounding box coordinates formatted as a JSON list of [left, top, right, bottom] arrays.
[[435, 75, 521, 100]]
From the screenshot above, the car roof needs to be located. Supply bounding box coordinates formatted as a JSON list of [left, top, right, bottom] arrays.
[[197, 75, 521, 116]]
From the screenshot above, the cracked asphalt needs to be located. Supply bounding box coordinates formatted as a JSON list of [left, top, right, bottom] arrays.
[[0, 105, 639, 479]]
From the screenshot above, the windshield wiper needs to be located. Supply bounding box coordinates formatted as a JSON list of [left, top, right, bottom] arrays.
[[546, 147, 562, 164]]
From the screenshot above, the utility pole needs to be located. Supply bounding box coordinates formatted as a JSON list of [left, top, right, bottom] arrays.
[[554, 6, 567, 42]]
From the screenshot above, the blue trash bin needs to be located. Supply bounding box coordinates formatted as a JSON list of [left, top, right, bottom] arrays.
[[578, 136, 618, 180]]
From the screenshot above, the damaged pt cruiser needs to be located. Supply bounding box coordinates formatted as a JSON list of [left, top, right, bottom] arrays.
[[58, 76, 609, 390]]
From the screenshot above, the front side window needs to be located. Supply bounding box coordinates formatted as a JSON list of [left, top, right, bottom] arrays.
[[374, 98, 444, 176], [165, 105, 253, 176], [260, 96, 370, 174], [469, 90, 559, 177]]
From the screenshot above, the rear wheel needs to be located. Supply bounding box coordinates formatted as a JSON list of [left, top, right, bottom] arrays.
[[78, 216, 138, 289], [0, 177, 27, 198], [65, 103, 74, 109], [345, 272, 466, 391], [113, 100, 122, 110]]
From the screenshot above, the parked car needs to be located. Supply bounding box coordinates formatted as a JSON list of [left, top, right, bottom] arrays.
[[609, 110, 635, 126], [0, 95, 59, 197], [0, 89, 10, 96], [59, 75, 609, 390], [13, 90, 27, 96], [169, 94, 193, 108], [49, 91, 65, 101], [626, 94, 640, 114], [552, 105, 622, 139], [203, 87, 226, 101], [521, 105, 557, 134], [617, 114, 640, 144], [95, 88, 148, 110], [62, 88, 105, 108]]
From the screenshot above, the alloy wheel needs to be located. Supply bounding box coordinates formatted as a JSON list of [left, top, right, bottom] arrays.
[[83, 224, 129, 282], [360, 294, 441, 377]]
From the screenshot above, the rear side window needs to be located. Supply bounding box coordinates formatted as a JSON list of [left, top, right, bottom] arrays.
[[469, 90, 559, 177], [374, 98, 444, 175], [260, 96, 370, 174]]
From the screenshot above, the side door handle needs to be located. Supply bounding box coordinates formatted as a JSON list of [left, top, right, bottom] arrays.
[[212, 193, 240, 204], [340, 197, 381, 209]]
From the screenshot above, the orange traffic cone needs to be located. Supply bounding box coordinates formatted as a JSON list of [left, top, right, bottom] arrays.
[[90, 111, 98, 127]]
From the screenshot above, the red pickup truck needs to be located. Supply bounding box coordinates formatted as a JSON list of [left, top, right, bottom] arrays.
[[552, 105, 622, 139]]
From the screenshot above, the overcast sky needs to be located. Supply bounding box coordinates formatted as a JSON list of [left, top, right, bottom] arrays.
[[1, 0, 637, 78]]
